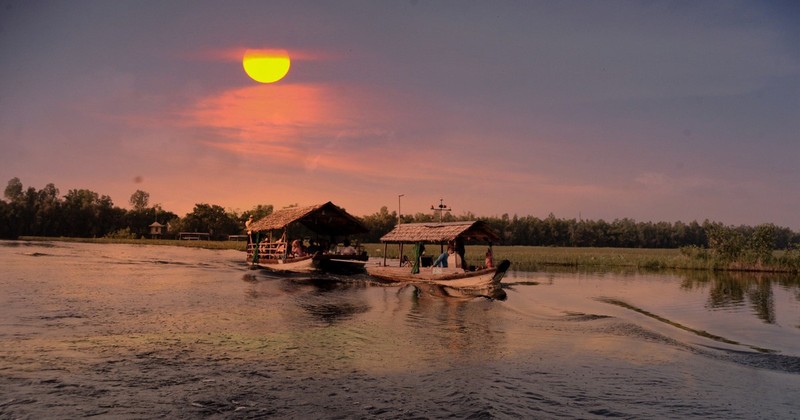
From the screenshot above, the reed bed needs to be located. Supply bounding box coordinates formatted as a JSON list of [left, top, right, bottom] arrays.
[[366, 244, 697, 272]]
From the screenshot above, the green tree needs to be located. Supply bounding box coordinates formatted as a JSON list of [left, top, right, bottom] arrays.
[[358, 206, 397, 242], [33, 183, 61, 236], [182, 203, 240, 239], [0, 200, 14, 238], [4, 177, 23, 202], [242, 204, 274, 222], [129, 190, 150, 212], [61, 189, 117, 237], [747, 223, 777, 265]]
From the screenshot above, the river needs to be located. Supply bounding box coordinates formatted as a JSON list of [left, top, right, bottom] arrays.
[[1, 240, 799, 419]]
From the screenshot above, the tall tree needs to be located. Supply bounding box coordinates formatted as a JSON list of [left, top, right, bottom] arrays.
[[129, 190, 150, 212], [61, 189, 117, 237], [4, 177, 23, 202], [358, 206, 397, 242], [182, 203, 240, 239], [243, 204, 274, 221]]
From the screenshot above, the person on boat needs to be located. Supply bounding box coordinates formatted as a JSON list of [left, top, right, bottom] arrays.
[[485, 248, 494, 268], [454, 237, 467, 269], [274, 233, 287, 257], [338, 239, 356, 255], [447, 247, 463, 269], [291, 239, 305, 257], [245, 215, 254, 243], [432, 244, 455, 268]]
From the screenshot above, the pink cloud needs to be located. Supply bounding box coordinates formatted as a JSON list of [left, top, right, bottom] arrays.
[[179, 82, 419, 179]]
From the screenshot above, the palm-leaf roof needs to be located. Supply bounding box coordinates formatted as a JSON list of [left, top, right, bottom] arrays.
[[379, 221, 500, 244], [248, 201, 367, 236]]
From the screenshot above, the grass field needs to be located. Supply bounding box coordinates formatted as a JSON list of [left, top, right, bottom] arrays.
[[368, 243, 693, 272]]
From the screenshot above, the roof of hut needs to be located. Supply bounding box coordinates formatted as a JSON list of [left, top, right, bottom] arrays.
[[379, 221, 500, 244], [248, 201, 368, 236]]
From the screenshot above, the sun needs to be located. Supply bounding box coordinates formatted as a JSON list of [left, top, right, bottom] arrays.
[[242, 49, 291, 84]]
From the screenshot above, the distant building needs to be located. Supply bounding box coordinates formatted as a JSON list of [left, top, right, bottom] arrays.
[[149, 221, 165, 239], [178, 232, 210, 240]]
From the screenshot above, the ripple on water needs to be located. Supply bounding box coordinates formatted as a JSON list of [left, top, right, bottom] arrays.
[[2, 242, 800, 419]]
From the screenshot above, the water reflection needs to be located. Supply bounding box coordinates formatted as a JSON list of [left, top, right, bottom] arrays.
[[401, 284, 505, 363], [679, 271, 800, 325], [294, 278, 371, 324], [246, 274, 374, 325]]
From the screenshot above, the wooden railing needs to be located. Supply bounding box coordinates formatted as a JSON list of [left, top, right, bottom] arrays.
[[247, 241, 287, 260]]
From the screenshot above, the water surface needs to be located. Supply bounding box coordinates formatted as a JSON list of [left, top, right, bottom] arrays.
[[2, 240, 799, 418]]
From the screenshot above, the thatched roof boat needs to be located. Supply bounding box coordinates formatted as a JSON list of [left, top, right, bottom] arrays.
[[247, 202, 368, 236], [379, 221, 500, 244], [246, 202, 369, 274], [367, 221, 510, 298]]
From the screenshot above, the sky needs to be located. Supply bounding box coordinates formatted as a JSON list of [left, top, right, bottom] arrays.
[[1, 1, 798, 228]]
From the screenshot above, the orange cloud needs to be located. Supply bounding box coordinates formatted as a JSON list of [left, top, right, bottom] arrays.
[[181, 78, 572, 192], [188, 83, 338, 140], [181, 81, 411, 177]]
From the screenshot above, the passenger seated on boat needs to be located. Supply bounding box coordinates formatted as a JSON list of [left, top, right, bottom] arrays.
[[274, 234, 286, 256], [338, 239, 356, 255], [447, 250, 463, 269], [291, 239, 305, 257], [432, 244, 455, 268], [258, 237, 285, 259]]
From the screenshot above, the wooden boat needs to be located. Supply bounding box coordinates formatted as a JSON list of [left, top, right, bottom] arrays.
[[368, 259, 510, 293], [366, 221, 511, 295], [246, 202, 369, 274]]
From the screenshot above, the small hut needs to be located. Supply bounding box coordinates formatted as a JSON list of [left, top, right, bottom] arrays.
[[149, 221, 165, 239]]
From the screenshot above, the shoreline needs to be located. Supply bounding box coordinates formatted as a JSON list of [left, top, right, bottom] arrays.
[[12, 236, 800, 275]]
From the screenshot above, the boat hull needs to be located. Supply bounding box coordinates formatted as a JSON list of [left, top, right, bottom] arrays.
[[314, 252, 369, 274], [248, 252, 369, 274], [252, 255, 316, 273], [366, 259, 510, 289]]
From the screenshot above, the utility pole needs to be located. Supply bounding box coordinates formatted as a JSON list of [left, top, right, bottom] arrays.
[[398, 194, 404, 225]]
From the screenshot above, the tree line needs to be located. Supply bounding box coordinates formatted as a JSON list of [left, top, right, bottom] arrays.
[[2, 178, 799, 252], [0, 178, 271, 241], [358, 206, 800, 251]]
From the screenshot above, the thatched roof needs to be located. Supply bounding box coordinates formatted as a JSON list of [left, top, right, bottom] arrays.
[[379, 221, 500, 244], [248, 201, 367, 236]]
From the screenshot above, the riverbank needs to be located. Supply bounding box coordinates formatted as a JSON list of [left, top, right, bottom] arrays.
[[18, 236, 249, 251], [16, 236, 800, 274]]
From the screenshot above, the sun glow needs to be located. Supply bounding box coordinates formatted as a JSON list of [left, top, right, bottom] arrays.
[[242, 49, 291, 83]]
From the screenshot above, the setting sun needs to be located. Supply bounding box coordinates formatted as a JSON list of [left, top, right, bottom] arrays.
[[242, 49, 291, 83]]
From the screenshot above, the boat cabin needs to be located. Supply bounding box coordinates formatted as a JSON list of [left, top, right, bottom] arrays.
[[246, 201, 368, 264], [378, 221, 501, 269]]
